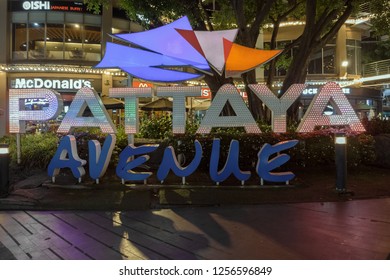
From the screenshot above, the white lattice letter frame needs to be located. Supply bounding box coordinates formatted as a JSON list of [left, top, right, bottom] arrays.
[[297, 82, 365, 133]]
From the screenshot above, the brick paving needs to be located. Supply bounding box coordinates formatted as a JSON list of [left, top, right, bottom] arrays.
[[1, 198, 390, 260]]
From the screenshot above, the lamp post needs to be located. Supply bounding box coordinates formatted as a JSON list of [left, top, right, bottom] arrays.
[[334, 133, 347, 192], [0, 143, 10, 197]]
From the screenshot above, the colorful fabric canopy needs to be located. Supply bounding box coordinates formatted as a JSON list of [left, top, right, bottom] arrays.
[[95, 16, 281, 83]]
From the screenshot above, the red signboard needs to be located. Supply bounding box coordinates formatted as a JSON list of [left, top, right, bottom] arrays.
[[133, 81, 153, 88], [200, 88, 211, 99]]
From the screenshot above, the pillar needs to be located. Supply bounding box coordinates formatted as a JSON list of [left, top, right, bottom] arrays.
[[336, 25, 348, 78], [101, 1, 112, 57], [255, 29, 265, 82], [0, 0, 9, 137], [0, 72, 7, 137]]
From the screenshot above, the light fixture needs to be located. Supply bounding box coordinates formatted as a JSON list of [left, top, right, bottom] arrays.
[[0, 144, 9, 154], [0, 63, 127, 76], [334, 132, 347, 192], [335, 134, 347, 145], [341, 61, 349, 67]]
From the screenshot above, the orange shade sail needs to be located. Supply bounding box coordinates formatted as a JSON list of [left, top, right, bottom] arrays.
[[225, 42, 282, 77]]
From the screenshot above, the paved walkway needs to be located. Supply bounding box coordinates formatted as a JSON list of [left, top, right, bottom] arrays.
[[1, 198, 390, 260]]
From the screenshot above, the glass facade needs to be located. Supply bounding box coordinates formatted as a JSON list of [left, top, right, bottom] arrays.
[[12, 11, 102, 62], [347, 39, 362, 75], [264, 35, 364, 77], [308, 41, 336, 75], [264, 40, 337, 76]]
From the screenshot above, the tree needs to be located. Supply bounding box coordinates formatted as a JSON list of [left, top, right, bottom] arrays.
[[86, 0, 279, 118], [265, 0, 304, 88], [279, 0, 363, 120], [226, 0, 275, 120], [362, 1, 390, 64], [85, 0, 236, 111], [87, 0, 389, 121]]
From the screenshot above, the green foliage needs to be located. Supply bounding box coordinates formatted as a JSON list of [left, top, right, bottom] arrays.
[[167, 130, 376, 170], [69, 129, 106, 160], [1, 133, 59, 168], [0, 124, 377, 172], [115, 125, 129, 150], [347, 133, 376, 166], [185, 120, 200, 135], [139, 114, 173, 139], [210, 0, 241, 29], [362, 117, 390, 135], [370, 0, 390, 36]]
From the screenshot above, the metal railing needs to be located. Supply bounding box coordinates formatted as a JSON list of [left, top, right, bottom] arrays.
[[362, 59, 390, 77], [358, 3, 372, 16]]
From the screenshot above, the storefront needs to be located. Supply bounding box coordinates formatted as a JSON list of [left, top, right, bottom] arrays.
[[0, 0, 143, 136], [300, 86, 382, 119]]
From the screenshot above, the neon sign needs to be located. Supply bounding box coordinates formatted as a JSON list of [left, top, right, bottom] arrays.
[[12, 78, 92, 90], [22, 1, 50, 10]]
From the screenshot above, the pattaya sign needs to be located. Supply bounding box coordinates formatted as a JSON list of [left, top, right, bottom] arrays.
[[9, 82, 365, 185]]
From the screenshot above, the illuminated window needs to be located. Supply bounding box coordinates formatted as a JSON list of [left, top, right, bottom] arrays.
[[11, 11, 102, 62], [347, 39, 361, 75]]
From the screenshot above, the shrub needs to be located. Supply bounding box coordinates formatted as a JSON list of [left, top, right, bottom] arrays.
[[0, 124, 376, 171], [166, 129, 376, 170], [139, 114, 173, 139], [362, 117, 390, 135], [2, 132, 59, 168]]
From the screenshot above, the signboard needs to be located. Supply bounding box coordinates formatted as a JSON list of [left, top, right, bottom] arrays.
[[9, 83, 365, 185], [10, 1, 97, 14], [200, 88, 211, 99], [11, 78, 92, 90], [132, 81, 153, 88], [302, 87, 350, 95], [199, 88, 247, 99]]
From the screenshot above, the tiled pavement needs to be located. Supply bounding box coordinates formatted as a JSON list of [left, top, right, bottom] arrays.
[[1, 198, 390, 260]]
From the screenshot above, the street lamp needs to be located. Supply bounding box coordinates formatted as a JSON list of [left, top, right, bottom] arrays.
[[334, 133, 347, 192], [0, 143, 10, 198]]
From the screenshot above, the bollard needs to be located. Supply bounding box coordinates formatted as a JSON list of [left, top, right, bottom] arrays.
[[334, 133, 347, 192], [0, 144, 10, 198]]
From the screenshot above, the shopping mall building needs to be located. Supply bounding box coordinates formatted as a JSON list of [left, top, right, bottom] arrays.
[[0, 1, 387, 137]]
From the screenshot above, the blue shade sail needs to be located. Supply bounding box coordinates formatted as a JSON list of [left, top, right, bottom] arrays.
[[95, 42, 202, 82], [112, 16, 210, 72]]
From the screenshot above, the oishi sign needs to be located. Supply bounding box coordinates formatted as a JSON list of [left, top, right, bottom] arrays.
[[9, 82, 365, 186]]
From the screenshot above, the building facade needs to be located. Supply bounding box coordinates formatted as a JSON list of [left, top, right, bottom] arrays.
[[0, 0, 143, 136], [260, 17, 382, 119]]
